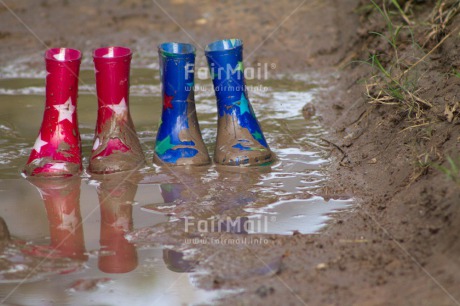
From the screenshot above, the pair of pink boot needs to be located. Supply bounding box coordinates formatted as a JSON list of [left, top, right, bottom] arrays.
[[23, 47, 144, 177]]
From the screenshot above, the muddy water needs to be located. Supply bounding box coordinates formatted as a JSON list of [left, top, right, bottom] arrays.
[[0, 60, 353, 305]]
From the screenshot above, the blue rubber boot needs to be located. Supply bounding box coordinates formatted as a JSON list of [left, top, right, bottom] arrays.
[[154, 42, 210, 166], [205, 39, 273, 166]]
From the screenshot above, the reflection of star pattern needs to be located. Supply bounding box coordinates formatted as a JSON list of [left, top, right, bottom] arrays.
[[155, 135, 175, 155], [230, 39, 237, 46], [163, 94, 173, 110], [33, 133, 48, 154], [112, 216, 130, 230], [252, 131, 263, 141], [36, 188, 49, 200], [58, 209, 78, 234], [234, 93, 251, 115], [108, 98, 128, 116], [54, 97, 75, 123]]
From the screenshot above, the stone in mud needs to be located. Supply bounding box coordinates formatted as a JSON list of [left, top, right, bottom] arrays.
[[163, 249, 198, 273], [302, 103, 316, 119], [256, 285, 275, 298]]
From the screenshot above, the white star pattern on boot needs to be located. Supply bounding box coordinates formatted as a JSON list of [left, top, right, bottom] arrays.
[[108, 97, 128, 116], [103, 47, 115, 58], [57, 209, 78, 234], [92, 137, 101, 151], [33, 133, 48, 154], [49, 163, 68, 171], [53, 48, 66, 61], [54, 97, 75, 123]]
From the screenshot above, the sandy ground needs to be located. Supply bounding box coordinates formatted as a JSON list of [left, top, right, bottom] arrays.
[[0, 0, 459, 305]]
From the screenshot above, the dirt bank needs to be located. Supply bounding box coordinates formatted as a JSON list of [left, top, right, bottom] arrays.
[[1, 0, 459, 305], [316, 1, 460, 304]]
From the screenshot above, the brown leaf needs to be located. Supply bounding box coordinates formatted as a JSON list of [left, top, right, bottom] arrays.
[[444, 102, 459, 123]]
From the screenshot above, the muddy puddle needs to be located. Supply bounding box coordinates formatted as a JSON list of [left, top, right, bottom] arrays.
[[0, 57, 353, 305]]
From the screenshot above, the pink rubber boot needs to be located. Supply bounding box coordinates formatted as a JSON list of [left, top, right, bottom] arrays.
[[23, 48, 82, 177], [89, 46, 145, 174]]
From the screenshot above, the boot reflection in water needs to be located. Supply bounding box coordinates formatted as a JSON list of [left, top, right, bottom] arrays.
[[89, 46, 145, 174], [205, 39, 274, 166], [141, 167, 207, 215], [24, 48, 82, 177], [161, 183, 187, 204], [26, 177, 87, 261], [97, 174, 138, 273], [153, 42, 210, 166], [145, 168, 259, 234]]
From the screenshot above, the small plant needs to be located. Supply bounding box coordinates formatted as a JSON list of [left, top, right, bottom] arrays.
[[366, 54, 431, 117], [409, 144, 442, 184], [365, 1, 432, 119], [450, 68, 460, 78], [433, 156, 460, 185]]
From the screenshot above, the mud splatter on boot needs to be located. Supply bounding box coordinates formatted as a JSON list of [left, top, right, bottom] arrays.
[[23, 48, 82, 177], [89, 46, 145, 174], [205, 39, 274, 166], [153, 42, 210, 166]]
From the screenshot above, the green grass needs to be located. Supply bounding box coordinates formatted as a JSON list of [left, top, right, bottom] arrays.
[[433, 156, 460, 185], [353, 1, 460, 184], [365, 1, 432, 119]]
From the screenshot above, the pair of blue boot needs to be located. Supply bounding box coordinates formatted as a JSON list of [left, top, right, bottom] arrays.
[[154, 39, 273, 167]]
